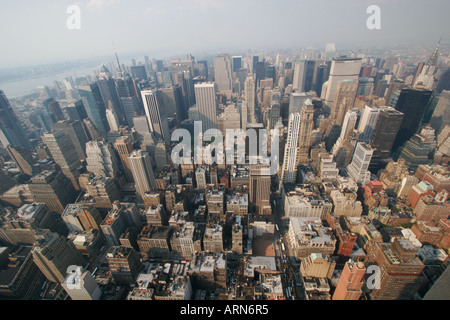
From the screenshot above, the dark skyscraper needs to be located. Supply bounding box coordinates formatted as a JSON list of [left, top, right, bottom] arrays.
[[43, 98, 65, 122], [130, 65, 147, 80], [0, 90, 30, 150], [78, 84, 109, 136], [393, 87, 432, 152], [97, 65, 125, 125], [232, 56, 242, 72], [303, 60, 315, 92]]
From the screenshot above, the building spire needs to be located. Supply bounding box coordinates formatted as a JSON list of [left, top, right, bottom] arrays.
[[112, 41, 123, 77], [426, 38, 441, 67]]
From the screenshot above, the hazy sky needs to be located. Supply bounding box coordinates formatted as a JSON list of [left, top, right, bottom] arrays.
[[1, 0, 449, 68]]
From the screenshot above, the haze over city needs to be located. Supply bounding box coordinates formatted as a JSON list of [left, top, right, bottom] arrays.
[[0, 0, 449, 68], [0, 0, 449, 307]]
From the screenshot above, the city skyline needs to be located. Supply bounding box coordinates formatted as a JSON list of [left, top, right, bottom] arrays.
[[0, 0, 449, 304]]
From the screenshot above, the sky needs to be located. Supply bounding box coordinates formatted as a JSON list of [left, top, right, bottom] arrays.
[[0, 0, 449, 68]]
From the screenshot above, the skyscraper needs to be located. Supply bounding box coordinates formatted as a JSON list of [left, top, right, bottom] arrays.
[[96, 65, 124, 125], [371, 107, 404, 159], [393, 87, 432, 152], [78, 84, 109, 137], [347, 142, 373, 185], [6, 145, 36, 176], [62, 266, 102, 300], [244, 75, 256, 124], [115, 76, 143, 127], [113, 136, 135, 183], [194, 82, 218, 132], [332, 260, 366, 300], [141, 88, 171, 144], [128, 150, 157, 199], [160, 85, 185, 124], [214, 54, 233, 95], [322, 58, 362, 112], [51, 120, 89, 161], [85, 140, 120, 178], [414, 40, 440, 89], [364, 239, 426, 300], [32, 230, 85, 283], [0, 90, 30, 150], [330, 79, 358, 126], [43, 98, 65, 122], [249, 163, 272, 214], [298, 101, 315, 163], [42, 130, 82, 191], [28, 170, 77, 213], [281, 113, 301, 183], [357, 105, 381, 143]]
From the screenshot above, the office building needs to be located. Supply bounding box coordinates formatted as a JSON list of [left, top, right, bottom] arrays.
[[281, 113, 301, 183], [0, 90, 30, 150], [79, 174, 121, 209], [214, 54, 233, 95], [97, 66, 124, 125], [43, 98, 65, 122], [141, 88, 171, 144], [393, 87, 432, 152], [329, 79, 358, 126], [322, 58, 362, 112], [42, 130, 82, 190], [244, 75, 256, 124], [194, 82, 218, 132], [332, 260, 366, 300], [78, 84, 109, 137], [62, 266, 102, 300], [0, 246, 46, 299], [0, 203, 67, 246], [357, 105, 380, 143], [28, 170, 77, 213], [85, 140, 119, 178], [364, 239, 426, 300], [370, 106, 404, 158], [249, 164, 272, 215], [106, 246, 141, 285], [62, 203, 103, 233], [32, 230, 85, 283], [100, 202, 142, 247], [128, 150, 156, 199], [6, 145, 36, 176], [347, 142, 373, 185], [51, 120, 89, 161], [300, 253, 336, 279], [113, 135, 135, 182]]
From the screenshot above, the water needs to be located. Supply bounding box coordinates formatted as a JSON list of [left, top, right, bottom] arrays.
[[0, 66, 100, 98]]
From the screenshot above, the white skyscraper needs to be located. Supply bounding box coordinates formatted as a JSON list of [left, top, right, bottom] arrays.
[[141, 89, 170, 144], [289, 92, 314, 115], [293, 60, 306, 92], [62, 266, 102, 300], [244, 75, 256, 123], [194, 82, 218, 132], [347, 142, 373, 185], [106, 108, 120, 132], [322, 58, 362, 112], [85, 140, 119, 178], [332, 109, 359, 157], [357, 105, 381, 143], [128, 150, 156, 199], [281, 113, 302, 183], [214, 54, 233, 95]]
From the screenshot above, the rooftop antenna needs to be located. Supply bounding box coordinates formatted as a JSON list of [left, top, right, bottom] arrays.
[[113, 41, 123, 77]]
